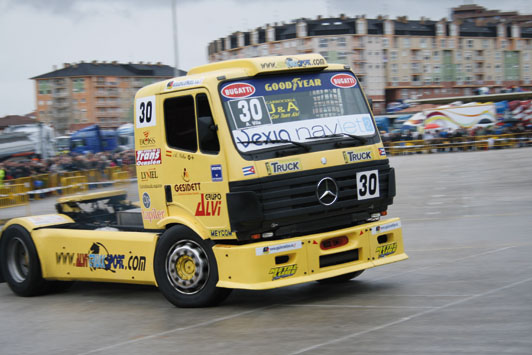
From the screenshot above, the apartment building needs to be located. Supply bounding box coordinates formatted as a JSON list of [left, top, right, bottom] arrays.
[[32, 61, 179, 133], [207, 10, 532, 114]]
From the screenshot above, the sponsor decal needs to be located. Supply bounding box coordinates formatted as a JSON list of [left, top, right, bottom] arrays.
[[242, 166, 256, 176], [165, 78, 203, 90], [342, 149, 372, 164], [376, 242, 397, 258], [211, 164, 223, 182], [55, 242, 146, 272], [259, 57, 326, 70], [142, 192, 151, 208], [228, 96, 272, 129], [265, 78, 322, 92], [210, 229, 233, 238], [136, 148, 161, 166], [140, 168, 158, 181], [269, 264, 298, 281], [265, 159, 301, 175], [135, 96, 156, 129], [179, 153, 194, 160], [173, 182, 201, 194], [371, 220, 402, 235], [330, 73, 357, 88], [182, 168, 190, 182], [142, 208, 165, 222], [233, 114, 375, 153], [255, 241, 302, 256], [195, 193, 222, 217], [221, 83, 256, 99], [268, 98, 300, 120], [27, 215, 69, 226], [378, 147, 387, 156], [139, 183, 162, 189], [139, 131, 156, 146], [166, 150, 172, 157]]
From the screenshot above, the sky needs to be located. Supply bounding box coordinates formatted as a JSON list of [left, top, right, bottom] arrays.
[[0, 0, 530, 117]]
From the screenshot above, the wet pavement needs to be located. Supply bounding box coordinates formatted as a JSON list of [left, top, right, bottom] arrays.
[[1, 148, 531, 354]]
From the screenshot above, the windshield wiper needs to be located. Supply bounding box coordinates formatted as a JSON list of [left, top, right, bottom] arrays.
[[237, 139, 311, 151], [306, 133, 367, 145]]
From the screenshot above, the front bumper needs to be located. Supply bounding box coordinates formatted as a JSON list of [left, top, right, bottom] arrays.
[[213, 217, 407, 290]]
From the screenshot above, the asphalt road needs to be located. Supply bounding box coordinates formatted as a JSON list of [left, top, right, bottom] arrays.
[[1, 148, 532, 354]]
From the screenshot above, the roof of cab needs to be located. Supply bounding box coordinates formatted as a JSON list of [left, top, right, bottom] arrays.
[[136, 54, 349, 97]]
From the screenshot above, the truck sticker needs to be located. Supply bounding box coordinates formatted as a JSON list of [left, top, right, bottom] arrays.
[[211, 165, 223, 182], [165, 78, 203, 90], [265, 158, 301, 175], [378, 147, 386, 156], [210, 229, 233, 238], [376, 242, 397, 258], [174, 182, 201, 194], [142, 192, 151, 208], [256, 241, 302, 256], [195, 193, 222, 216], [342, 149, 372, 164], [228, 96, 271, 129], [139, 131, 156, 146], [136, 149, 161, 166], [264, 77, 322, 92], [140, 169, 158, 181], [242, 166, 256, 176], [372, 220, 401, 235], [221, 83, 256, 99], [142, 208, 165, 222], [269, 264, 298, 280], [55, 242, 147, 272], [135, 96, 156, 128], [330, 73, 357, 88]]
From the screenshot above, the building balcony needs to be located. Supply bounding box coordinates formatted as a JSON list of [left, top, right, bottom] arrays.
[[52, 101, 70, 108], [474, 56, 484, 61], [53, 91, 69, 98]]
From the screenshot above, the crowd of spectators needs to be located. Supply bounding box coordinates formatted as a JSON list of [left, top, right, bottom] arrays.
[[0, 150, 135, 181]]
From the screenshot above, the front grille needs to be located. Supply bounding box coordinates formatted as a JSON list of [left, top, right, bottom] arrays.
[[229, 160, 395, 239]]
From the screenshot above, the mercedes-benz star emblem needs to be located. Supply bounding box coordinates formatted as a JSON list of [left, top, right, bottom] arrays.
[[316, 177, 338, 206]]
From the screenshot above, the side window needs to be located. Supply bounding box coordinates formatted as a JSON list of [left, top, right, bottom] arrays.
[[196, 93, 220, 154], [164, 95, 197, 151]]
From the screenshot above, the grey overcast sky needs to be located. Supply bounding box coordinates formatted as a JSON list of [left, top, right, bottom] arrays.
[[0, 0, 529, 117]]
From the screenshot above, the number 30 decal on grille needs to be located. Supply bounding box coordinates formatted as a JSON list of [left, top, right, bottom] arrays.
[[356, 170, 379, 200]]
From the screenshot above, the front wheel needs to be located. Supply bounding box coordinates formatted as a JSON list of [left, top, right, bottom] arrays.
[[153, 225, 231, 307], [0, 224, 50, 296], [316, 270, 364, 284]]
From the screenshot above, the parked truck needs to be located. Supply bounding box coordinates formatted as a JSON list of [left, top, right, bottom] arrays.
[[0, 54, 407, 307], [1, 123, 55, 160], [69, 125, 118, 154]]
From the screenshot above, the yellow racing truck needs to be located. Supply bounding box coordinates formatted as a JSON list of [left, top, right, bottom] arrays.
[[0, 54, 407, 307]]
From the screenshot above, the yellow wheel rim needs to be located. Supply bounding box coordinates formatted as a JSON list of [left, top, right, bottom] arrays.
[[175, 255, 196, 280]]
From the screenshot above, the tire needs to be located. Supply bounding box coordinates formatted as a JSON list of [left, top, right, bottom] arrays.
[[317, 270, 364, 284], [153, 225, 231, 308], [0, 224, 50, 296]]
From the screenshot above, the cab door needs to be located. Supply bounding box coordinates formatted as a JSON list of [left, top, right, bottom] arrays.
[[161, 89, 230, 238]]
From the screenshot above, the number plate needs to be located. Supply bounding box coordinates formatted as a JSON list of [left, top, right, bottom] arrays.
[[356, 170, 380, 200]]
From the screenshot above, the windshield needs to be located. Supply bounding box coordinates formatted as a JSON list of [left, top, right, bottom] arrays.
[[219, 71, 376, 154]]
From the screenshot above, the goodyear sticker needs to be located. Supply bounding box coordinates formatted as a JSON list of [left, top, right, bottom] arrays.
[[265, 158, 301, 175], [269, 264, 298, 280], [376, 242, 397, 258], [342, 148, 372, 164], [372, 220, 401, 235]]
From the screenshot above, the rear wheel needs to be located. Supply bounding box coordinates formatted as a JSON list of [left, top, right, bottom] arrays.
[[154, 225, 231, 307], [0, 224, 49, 296], [317, 270, 364, 284]]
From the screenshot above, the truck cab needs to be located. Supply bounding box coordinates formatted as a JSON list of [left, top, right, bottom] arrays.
[[0, 54, 407, 308]]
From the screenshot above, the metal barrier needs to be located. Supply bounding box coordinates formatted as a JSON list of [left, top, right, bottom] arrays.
[[384, 133, 532, 156], [0, 165, 136, 209]]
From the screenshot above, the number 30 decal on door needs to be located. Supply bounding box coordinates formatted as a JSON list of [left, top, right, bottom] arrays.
[[136, 96, 156, 128], [356, 170, 379, 200]]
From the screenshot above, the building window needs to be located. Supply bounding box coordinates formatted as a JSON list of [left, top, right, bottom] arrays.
[[337, 37, 346, 47], [402, 38, 410, 48], [319, 38, 328, 48], [38, 80, 51, 95], [382, 38, 389, 48], [467, 39, 474, 49], [390, 50, 397, 60], [72, 78, 85, 93], [440, 39, 446, 48]]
